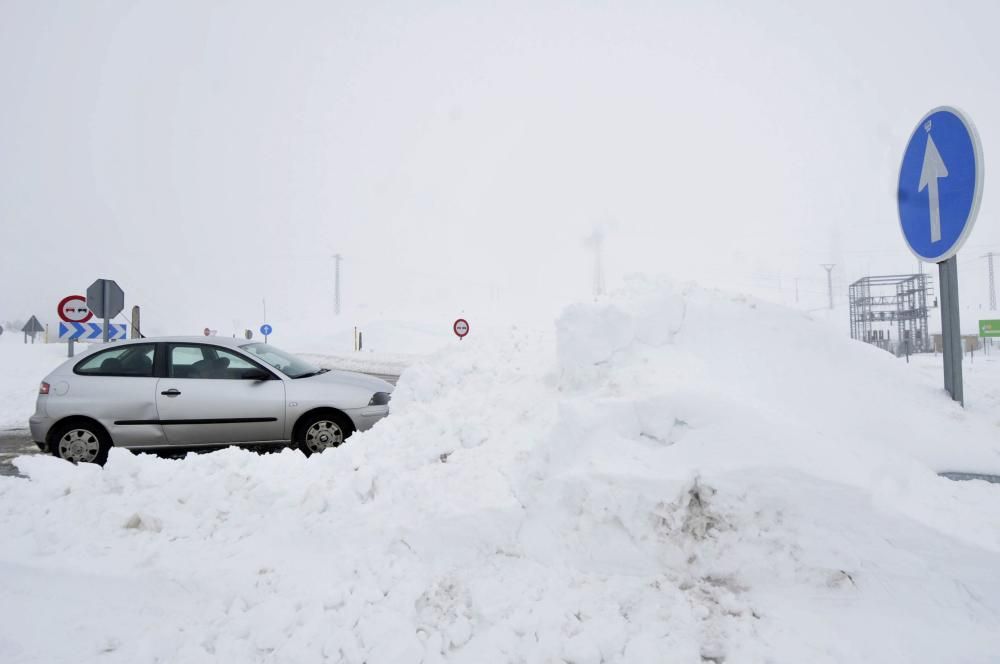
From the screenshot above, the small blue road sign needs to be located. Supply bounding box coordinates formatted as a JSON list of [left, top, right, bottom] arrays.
[[59, 322, 127, 341], [898, 107, 984, 262], [260, 323, 273, 336]]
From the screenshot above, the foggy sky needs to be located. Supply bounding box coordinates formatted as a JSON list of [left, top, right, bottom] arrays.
[[2, 1, 999, 338]]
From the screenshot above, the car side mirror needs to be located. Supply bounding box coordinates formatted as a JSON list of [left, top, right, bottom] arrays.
[[242, 368, 272, 381]]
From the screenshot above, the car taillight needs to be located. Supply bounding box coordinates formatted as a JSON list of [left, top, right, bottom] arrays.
[[39, 382, 50, 395]]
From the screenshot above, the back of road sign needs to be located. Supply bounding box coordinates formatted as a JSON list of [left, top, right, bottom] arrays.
[[86, 279, 125, 320], [897, 107, 983, 263], [22, 316, 44, 335]]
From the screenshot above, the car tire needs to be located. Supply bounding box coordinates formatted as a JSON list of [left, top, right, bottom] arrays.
[[50, 419, 111, 466], [296, 412, 353, 457]]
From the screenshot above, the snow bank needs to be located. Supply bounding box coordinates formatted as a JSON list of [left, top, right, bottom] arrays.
[[2, 278, 999, 663]]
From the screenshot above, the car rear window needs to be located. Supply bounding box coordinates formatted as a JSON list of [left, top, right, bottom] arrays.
[[75, 344, 156, 377]]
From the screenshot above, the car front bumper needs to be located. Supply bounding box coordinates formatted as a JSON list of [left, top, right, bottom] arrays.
[[348, 405, 390, 433]]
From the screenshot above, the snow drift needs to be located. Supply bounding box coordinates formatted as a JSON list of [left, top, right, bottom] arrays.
[[2, 278, 999, 663]]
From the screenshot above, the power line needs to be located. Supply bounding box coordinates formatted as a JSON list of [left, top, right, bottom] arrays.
[[332, 253, 343, 315], [821, 264, 836, 310]]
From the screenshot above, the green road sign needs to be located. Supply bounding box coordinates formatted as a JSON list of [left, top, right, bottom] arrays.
[[979, 320, 1000, 337]]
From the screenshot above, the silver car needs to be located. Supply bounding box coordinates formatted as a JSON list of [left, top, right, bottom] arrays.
[[29, 337, 393, 464]]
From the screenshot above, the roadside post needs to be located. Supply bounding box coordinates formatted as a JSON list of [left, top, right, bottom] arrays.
[[131, 306, 141, 339], [86, 279, 125, 343], [897, 107, 984, 406]]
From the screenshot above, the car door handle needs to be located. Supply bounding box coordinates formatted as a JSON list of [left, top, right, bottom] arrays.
[[160, 389, 182, 397]]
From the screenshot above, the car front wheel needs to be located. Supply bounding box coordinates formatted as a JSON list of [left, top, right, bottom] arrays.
[[297, 413, 352, 456], [51, 420, 110, 465]]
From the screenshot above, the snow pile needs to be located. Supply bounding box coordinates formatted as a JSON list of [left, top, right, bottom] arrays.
[[2, 278, 1000, 663]]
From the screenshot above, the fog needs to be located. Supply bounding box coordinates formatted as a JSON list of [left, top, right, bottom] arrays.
[[2, 1, 999, 338]]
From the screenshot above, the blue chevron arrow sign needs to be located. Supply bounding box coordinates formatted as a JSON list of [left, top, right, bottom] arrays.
[[58, 322, 128, 341]]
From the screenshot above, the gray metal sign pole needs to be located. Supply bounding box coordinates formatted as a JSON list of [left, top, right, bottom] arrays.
[[131, 305, 141, 339], [102, 280, 111, 342], [939, 256, 964, 405]]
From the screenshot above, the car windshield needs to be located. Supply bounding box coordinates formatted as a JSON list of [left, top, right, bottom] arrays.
[[240, 343, 322, 379]]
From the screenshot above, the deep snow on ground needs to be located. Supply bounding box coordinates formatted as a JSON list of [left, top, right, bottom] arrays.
[[2, 278, 1000, 663]]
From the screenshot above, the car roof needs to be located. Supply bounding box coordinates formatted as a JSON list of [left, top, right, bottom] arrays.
[[106, 336, 252, 347]]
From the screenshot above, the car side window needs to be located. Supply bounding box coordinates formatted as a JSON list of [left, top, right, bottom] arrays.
[[168, 344, 266, 380], [75, 344, 156, 377]]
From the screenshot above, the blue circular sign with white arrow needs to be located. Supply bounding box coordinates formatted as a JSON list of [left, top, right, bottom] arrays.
[[260, 323, 273, 336], [898, 106, 984, 262]]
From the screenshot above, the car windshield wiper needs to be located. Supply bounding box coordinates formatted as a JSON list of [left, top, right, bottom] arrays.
[[293, 368, 329, 379]]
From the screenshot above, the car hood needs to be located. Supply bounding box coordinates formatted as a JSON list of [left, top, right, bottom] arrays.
[[300, 369, 394, 393]]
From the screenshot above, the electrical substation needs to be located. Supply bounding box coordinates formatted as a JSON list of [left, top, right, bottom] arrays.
[[848, 273, 933, 355]]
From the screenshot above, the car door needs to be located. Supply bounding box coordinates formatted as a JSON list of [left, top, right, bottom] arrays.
[[71, 343, 166, 447], [155, 343, 287, 445]]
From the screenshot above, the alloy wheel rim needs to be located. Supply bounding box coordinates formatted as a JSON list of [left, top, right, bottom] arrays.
[[58, 429, 100, 463], [305, 420, 343, 453]]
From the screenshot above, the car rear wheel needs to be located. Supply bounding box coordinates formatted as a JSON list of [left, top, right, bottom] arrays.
[[52, 420, 110, 465], [297, 413, 351, 456]]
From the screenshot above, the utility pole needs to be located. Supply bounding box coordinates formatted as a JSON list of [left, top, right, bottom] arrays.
[[821, 264, 835, 310], [332, 253, 343, 315], [982, 252, 997, 310], [794, 278, 800, 304], [585, 231, 605, 299]]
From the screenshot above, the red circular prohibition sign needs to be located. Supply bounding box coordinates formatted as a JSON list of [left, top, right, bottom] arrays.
[[58, 294, 93, 323], [453, 318, 470, 339]]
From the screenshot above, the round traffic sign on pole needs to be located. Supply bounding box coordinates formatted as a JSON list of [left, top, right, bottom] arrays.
[[897, 106, 985, 408], [58, 295, 93, 323], [453, 318, 469, 339], [897, 106, 983, 263], [203, 328, 211, 336], [260, 324, 273, 336]]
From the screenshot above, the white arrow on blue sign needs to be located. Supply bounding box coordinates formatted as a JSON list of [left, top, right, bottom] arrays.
[[897, 106, 984, 263], [59, 322, 128, 341], [260, 323, 273, 336]]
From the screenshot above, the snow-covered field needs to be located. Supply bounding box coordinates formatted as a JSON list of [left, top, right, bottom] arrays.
[[2, 279, 999, 662]]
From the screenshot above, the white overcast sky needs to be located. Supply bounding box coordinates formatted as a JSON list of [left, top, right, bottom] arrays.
[[2, 0, 1000, 336]]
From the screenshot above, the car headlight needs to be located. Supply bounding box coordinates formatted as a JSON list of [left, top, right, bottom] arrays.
[[369, 391, 391, 406]]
